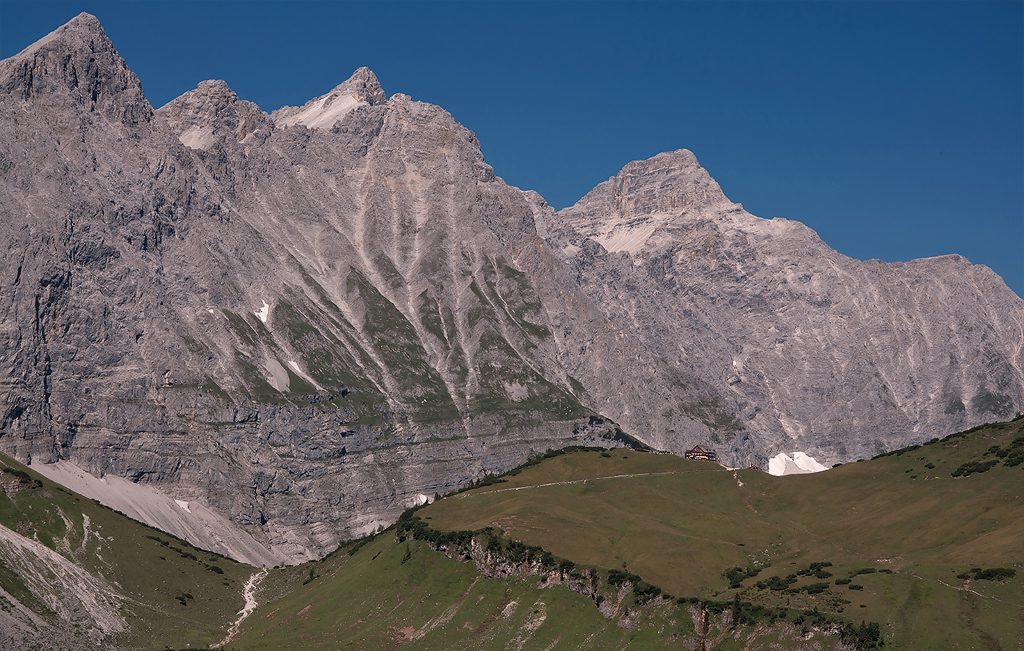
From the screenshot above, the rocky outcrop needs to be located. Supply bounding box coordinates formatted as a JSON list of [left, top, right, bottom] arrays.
[[553, 150, 1024, 464], [1, 14, 1022, 563], [0, 14, 639, 563]]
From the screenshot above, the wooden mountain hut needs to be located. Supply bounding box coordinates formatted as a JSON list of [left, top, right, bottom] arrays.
[[684, 445, 718, 462]]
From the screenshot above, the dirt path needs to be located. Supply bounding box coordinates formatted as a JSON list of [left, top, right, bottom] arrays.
[[216, 568, 268, 647], [457, 467, 729, 499]]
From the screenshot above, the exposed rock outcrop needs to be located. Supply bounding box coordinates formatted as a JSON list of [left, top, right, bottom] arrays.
[[1, 14, 1021, 563]]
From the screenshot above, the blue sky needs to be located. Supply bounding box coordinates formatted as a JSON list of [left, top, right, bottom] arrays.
[[3, 1, 1022, 297]]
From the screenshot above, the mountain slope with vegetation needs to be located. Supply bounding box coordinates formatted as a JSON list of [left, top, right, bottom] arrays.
[[2, 14, 1022, 565], [226, 415, 1023, 650], [0, 454, 256, 650]]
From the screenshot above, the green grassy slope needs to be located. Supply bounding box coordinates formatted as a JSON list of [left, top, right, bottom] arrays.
[[420, 417, 1024, 649], [0, 454, 256, 650], [231, 534, 710, 651], [3, 416, 1022, 649]]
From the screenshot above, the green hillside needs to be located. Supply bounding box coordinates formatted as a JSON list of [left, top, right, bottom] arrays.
[[2, 416, 1022, 649], [232, 416, 1023, 650], [0, 453, 256, 650]]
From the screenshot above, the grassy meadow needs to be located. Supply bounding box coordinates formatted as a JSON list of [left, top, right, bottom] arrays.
[[417, 417, 1024, 649], [2, 415, 1022, 649]]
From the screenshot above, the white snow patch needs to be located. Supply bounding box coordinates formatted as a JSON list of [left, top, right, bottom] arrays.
[[767, 452, 829, 476], [411, 493, 430, 507], [28, 460, 288, 567], [174, 499, 191, 513], [255, 300, 270, 324]]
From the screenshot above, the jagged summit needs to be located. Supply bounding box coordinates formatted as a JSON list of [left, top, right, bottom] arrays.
[[2, 12, 1023, 569], [0, 11, 151, 125], [158, 78, 272, 150], [272, 66, 386, 130], [559, 149, 734, 255], [9, 12, 105, 58]]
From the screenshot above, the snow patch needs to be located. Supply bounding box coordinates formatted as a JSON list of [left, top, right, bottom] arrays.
[[174, 499, 191, 513], [767, 452, 829, 476], [255, 300, 270, 324], [411, 493, 430, 507]]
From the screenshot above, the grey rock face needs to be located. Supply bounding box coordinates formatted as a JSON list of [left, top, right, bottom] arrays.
[[0, 14, 634, 562], [2, 14, 1022, 562], [555, 149, 1024, 465]]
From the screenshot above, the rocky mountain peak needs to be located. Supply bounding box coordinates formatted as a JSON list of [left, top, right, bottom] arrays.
[[559, 149, 734, 255], [271, 66, 386, 130], [2, 13, 1022, 567], [0, 12, 151, 125], [158, 79, 271, 149]]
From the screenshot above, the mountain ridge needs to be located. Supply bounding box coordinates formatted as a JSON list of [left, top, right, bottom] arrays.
[[1, 13, 1021, 564]]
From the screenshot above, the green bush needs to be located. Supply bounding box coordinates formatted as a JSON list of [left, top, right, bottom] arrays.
[[951, 459, 999, 477], [722, 564, 766, 588], [840, 620, 883, 650], [973, 567, 1016, 581], [756, 575, 797, 591]]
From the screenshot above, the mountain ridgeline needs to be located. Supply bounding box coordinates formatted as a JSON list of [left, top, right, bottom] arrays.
[[1, 13, 1022, 564]]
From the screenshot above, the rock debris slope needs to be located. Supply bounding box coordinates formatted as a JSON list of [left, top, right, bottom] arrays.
[[2, 14, 1022, 563]]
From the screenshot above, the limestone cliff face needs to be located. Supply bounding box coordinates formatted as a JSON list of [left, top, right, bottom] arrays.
[[554, 150, 1024, 464], [2, 14, 1021, 562], [0, 14, 632, 562]]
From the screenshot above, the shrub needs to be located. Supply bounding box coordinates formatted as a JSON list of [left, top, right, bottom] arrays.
[[633, 581, 662, 604], [1004, 449, 1024, 467], [987, 445, 1009, 458], [723, 564, 765, 588], [973, 567, 1016, 581], [608, 569, 641, 587], [756, 575, 797, 591], [951, 459, 999, 477], [841, 620, 883, 650]]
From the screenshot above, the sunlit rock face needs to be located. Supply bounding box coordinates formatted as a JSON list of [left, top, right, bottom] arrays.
[[2, 13, 1022, 562], [550, 149, 1024, 468]]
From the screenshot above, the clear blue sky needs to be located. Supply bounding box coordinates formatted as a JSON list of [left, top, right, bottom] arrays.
[[3, 1, 1022, 297]]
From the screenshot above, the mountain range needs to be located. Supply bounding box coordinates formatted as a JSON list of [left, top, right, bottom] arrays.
[[1, 13, 1022, 565]]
